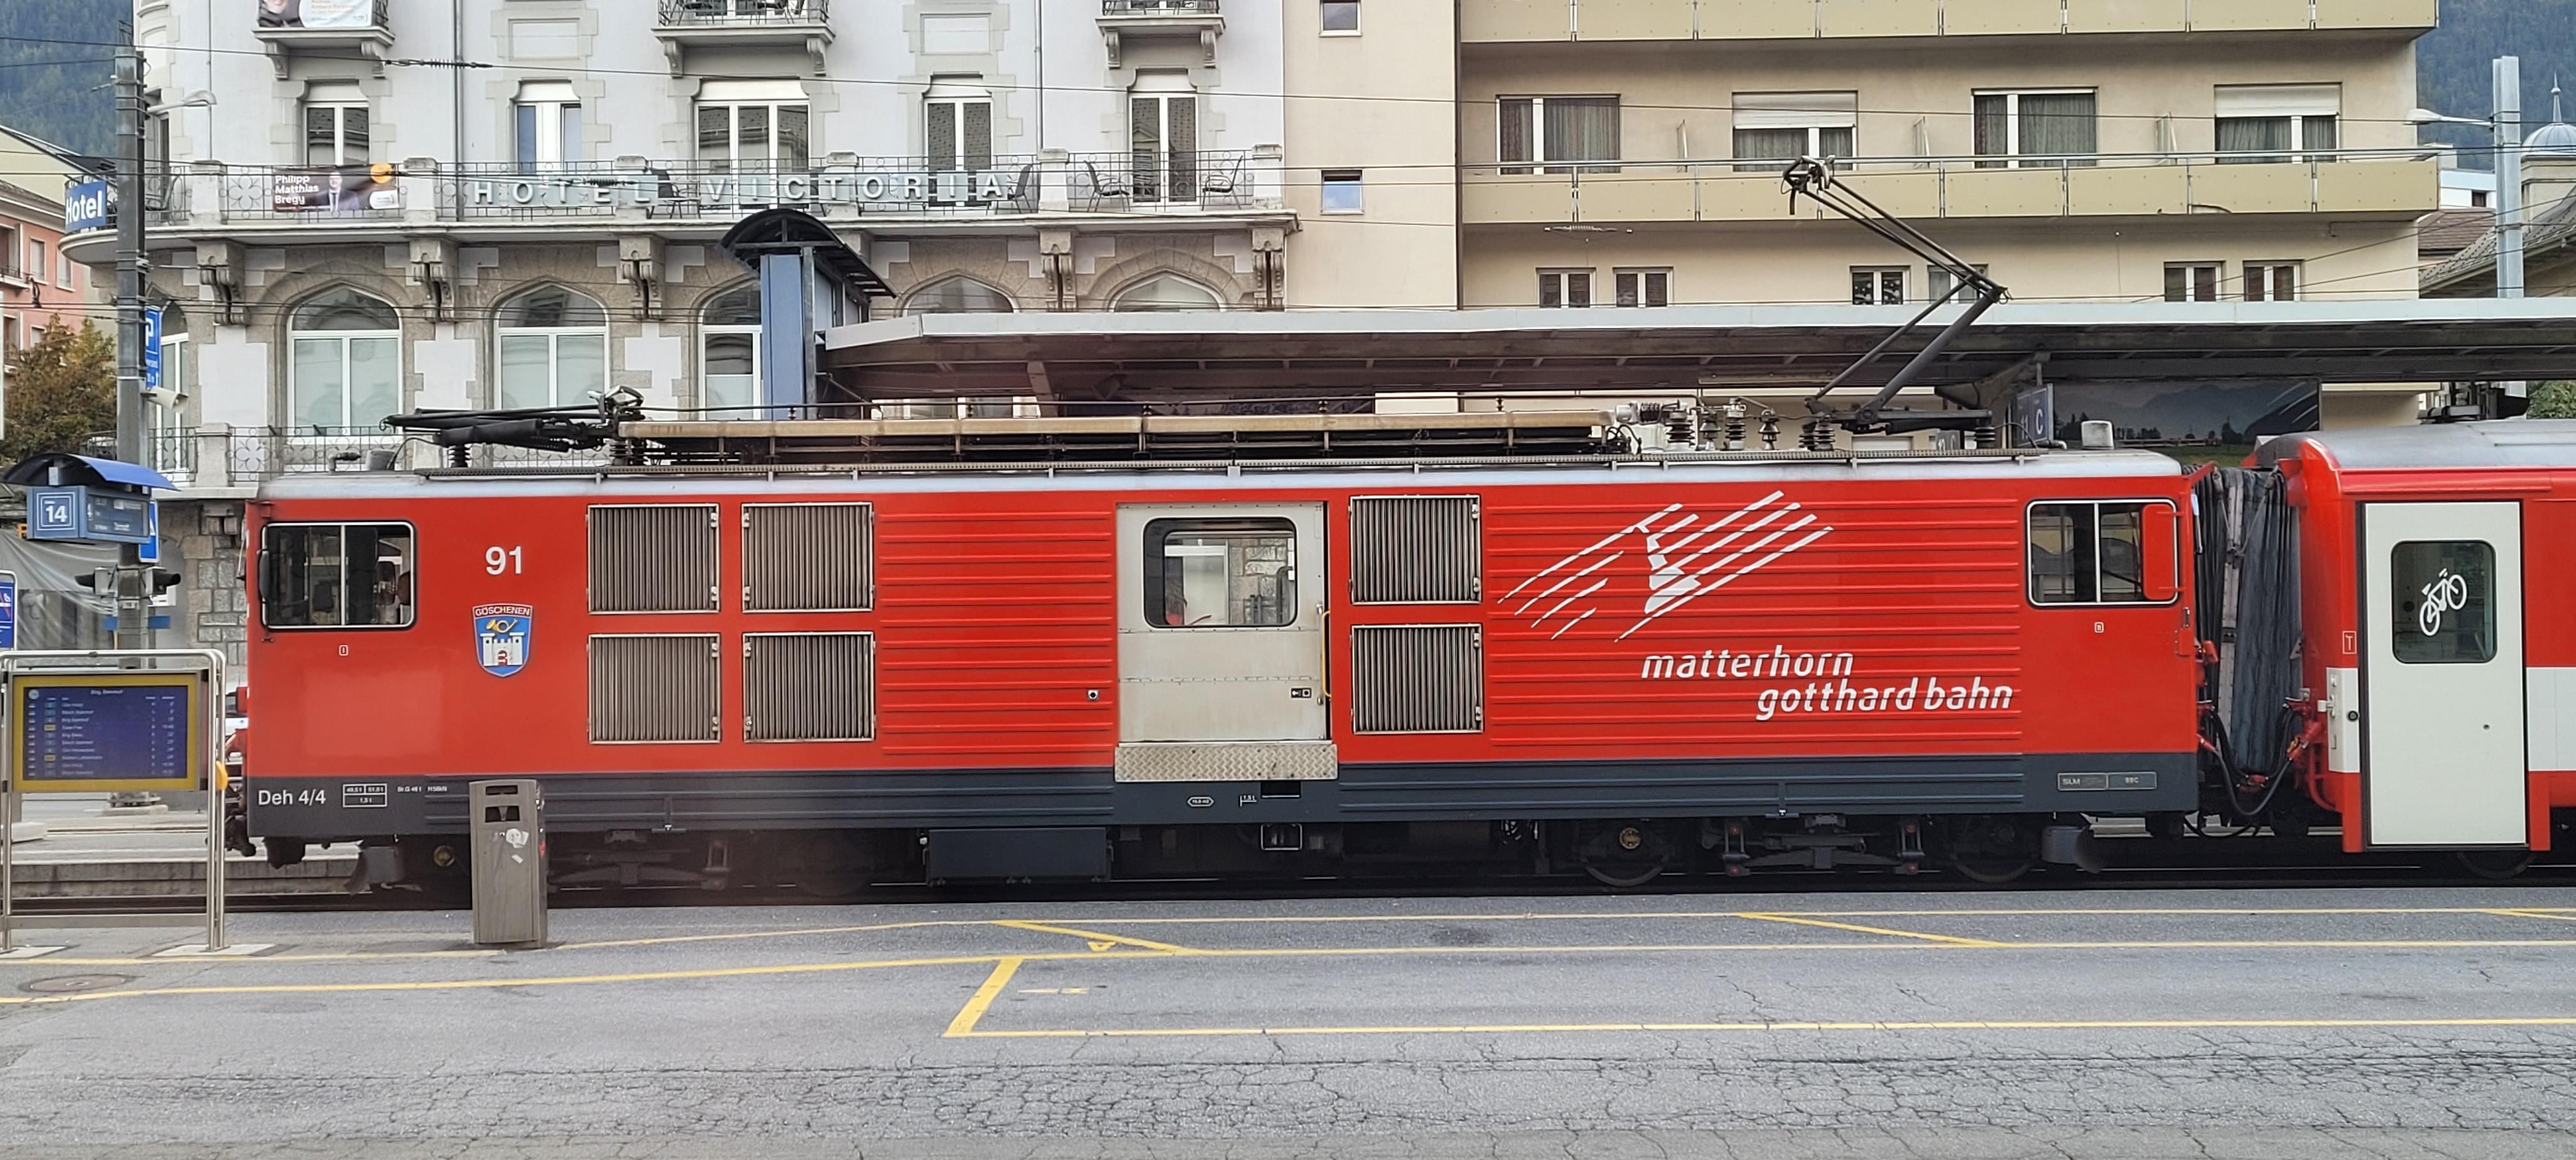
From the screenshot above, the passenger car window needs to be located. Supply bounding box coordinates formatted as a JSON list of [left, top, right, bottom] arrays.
[[2028, 501, 2163, 606], [2390, 540, 2496, 664], [261, 523, 416, 629], [1145, 518, 1297, 628]]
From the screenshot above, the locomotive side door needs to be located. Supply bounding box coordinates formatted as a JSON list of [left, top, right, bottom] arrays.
[[2359, 501, 2526, 848], [1114, 504, 1332, 779]]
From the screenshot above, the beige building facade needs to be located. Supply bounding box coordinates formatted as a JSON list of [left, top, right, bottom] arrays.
[[1280, 0, 2442, 427]]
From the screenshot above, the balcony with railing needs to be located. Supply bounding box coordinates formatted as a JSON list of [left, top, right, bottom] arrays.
[[1462, 148, 2437, 225], [655, 0, 833, 75], [1099, 0, 1223, 66], [1462, 0, 2437, 44], [148, 425, 611, 491], [145, 149, 1287, 236], [252, 0, 394, 77]]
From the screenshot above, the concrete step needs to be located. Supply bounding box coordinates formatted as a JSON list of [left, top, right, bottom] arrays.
[[5, 851, 361, 899]]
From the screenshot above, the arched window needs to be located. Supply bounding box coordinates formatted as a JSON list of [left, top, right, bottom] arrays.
[[496, 286, 607, 409], [903, 275, 1016, 316], [289, 287, 400, 429], [1111, 272, 1223, 312], [700, 284, 760, 415]]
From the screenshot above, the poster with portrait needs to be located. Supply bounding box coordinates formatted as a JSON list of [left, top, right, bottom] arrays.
[[260, 0, 373, 29]]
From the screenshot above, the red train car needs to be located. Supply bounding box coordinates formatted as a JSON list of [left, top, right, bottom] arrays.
[[236, 417, 2576, 887], [2259, 422, 2576, 866]]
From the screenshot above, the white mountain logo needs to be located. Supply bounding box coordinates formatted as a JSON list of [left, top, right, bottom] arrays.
[[1505, 490, 1833, 641]]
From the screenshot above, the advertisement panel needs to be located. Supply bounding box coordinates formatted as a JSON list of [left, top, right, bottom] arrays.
[[259, 0, 374, 29]]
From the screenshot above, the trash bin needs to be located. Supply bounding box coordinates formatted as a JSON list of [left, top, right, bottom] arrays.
[[469, 779, 546, 947]]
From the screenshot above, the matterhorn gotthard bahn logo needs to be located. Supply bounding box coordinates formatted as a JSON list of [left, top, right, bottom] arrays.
[[1505, 491, 2016, 722]]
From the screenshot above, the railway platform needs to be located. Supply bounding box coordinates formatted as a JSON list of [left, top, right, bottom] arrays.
[[4, 886, 2576, 1156], [4, 795, 355, 899]]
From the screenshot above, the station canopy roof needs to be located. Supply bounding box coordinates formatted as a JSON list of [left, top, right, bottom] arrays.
[[818, 299, 2576, 401]]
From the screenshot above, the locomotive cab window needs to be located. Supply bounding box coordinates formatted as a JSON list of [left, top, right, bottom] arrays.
[[2390, 540, 2496, 664], [2028, 500, 2175, 606], [1145, 518, 1298, 628], [260, 523, 416, 629]]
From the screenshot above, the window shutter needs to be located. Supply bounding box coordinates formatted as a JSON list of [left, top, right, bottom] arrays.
[[965, 102, 993, 171], [1169, 98, 1198, 194], [1131, 96, 1160, 200], [927, 101, 958, 171]]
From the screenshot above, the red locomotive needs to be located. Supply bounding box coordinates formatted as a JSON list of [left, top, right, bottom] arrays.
[[236, 414, 2576, 889]]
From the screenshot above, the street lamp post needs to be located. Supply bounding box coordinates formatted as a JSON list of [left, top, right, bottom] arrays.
[[2413, 54, 2526, 409]]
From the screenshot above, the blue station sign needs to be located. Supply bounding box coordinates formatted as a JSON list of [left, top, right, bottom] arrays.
[[28, 485, 156, 546]]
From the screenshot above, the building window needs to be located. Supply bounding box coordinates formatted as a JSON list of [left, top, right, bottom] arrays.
[[288, 287, 401, 429], [1321, 0, 1360, 33], [258, 523, 417, 630], [2243, 262, 2299, 302], [1321, 169, 1363, 214], [2164, 263, 2221, 302], [1851, 266, 1906, 306], [700, 284, 760, 416], [2028, 501, 2171, 606], [57, 249, 72, 289], [1732, 91, 1856, 171], [303, 80, 370, 167], [1146, 517, 1299, 629], [1614, 268, 1669, 307], [1112, 272, 1223, 312], [2, 316, 18, 352], [1973, 89, 2096, 169], [2215, 84, 2339, 164], [925, 81, 994, 175], [27, 240, 43, 286], [905, 275, 1017, 316], [0, 225, 17, 280], [697, 81, 809, 174], [1926, 264, 1989, 303], [1499, 96, 1620, 175], [514, 81, 582, 173], [496, 286, 608, 410], [1537, 269, 1593, 308], [1131, 74, 1199, 204]]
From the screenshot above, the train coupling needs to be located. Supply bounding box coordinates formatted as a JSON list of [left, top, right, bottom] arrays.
[[2039, 824, 2103, 872]]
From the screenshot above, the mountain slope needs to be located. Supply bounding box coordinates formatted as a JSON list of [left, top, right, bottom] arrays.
[[0, 0, 123, 159]]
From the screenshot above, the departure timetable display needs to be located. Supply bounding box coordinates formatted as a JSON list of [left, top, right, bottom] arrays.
[[9, 675, 201, 792]]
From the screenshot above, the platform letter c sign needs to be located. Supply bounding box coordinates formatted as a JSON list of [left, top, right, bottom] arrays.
[[2418, 569, 2469, 637]]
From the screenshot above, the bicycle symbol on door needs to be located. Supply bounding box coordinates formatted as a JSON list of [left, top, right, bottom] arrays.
[[2418, 568, 2471, 637]]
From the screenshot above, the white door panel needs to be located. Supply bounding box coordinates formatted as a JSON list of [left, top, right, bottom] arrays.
[[1116, 504, 1328, 744], [2361, 501, 2526, 847]]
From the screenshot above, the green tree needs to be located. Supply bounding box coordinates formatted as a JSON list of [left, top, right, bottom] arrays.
[[2533, 381, 2576, 420], [1, 322, 115, 461]]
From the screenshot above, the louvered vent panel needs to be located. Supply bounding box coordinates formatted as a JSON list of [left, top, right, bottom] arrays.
[[589, 505, 717, 613], [1351, 624, 1483, 734], [744, 503, 874, 612], [1351, 496, 1480, 604], [588, 634, 721, 743], [745, 633, 877, 742]]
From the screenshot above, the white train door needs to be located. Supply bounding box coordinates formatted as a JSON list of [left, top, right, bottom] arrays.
[[2361, 501, 2526, 847], [1113, 504, 1334, 782]]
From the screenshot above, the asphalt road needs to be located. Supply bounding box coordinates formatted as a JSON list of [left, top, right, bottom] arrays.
[[6, 887, 2576, 1158]]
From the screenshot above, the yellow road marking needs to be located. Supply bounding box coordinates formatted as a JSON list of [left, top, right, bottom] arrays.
[[1014, 906, 2576, 926], [10, 906, 2552, 969], [949, 1014, 2576, 1041], [992, 919, 1202, 954], [1735, 912, 2007, 947], [944, 957, 1023, 1037], [559, 920, 966, 950], [15, 937, 2576, 1005]]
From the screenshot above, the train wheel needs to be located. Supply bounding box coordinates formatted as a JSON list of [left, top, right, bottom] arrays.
[[2457, 849, 2534, 881], [1942, 817, 2037, 885], [1576, 822, 1671, 889]]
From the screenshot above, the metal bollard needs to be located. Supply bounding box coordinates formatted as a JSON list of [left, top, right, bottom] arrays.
[[468, 780, 546, 947]]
